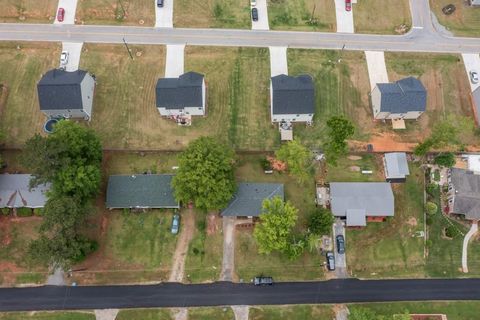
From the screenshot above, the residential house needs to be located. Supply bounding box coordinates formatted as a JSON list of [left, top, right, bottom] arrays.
[[37, 69, 95, 120], [383, 152, 410, 182], [471, 0, 480, 6], [330, 182, 395, 227], [371, 77, 426, 120], [106, 174, 180, 209], [447, 168, 480, 220], [221, 182, 284, 219], [471, 87, 480, 125], [155, 72, 206, 119], [0, 174, 50, 208], [270, 74, 315, 123]]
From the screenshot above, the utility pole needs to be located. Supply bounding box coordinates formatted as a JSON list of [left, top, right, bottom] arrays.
[[123, 37, 134, 60]]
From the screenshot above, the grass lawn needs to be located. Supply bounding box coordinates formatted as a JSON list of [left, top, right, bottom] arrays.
[[0, 0, 57, 23], [116, 308, 172, 320], [325, 154, 384, 183], [287, 49, 372, 147], [346, 163, 426, 278], [268, 0, 336, 32], [348, 301, 480, 320], [385, 52, 477, 146], [353, 0, 411, 34], [174, 0, 250, 28], [430, 0, 480, 37], [0, 42, 60, 148], [0, 312, 95, 320], [188, 307, 234, 320], [249, 305, 334, 320], [76, 0, 155, 26]]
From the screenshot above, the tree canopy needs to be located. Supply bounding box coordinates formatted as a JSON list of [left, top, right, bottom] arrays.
[[414, 120, 459, 156], [324, 116, 354, 165], [275, 140, 311, 183], [434, 152, 455, 167], [307, 207, 334, 235], [172, 137, 236, 211]]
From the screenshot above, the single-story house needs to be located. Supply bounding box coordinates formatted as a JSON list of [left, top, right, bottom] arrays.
[[221, 182, 284, 218], [37, 69, 95, 120], [106, 174, 180, 209], [0, 174, 50, 208], [447, 168, 480, 220], [270, 74, 315, 123], [371, 77, 426, 120], [383, 152, 410, 182], [156, 71, 206, 117], [330, 182, 395, 227]]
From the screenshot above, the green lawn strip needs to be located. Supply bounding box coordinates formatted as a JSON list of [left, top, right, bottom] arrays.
[[0, 0, 57, 23], [249, 305, 334, 320], [430, 0, 480, 37], [14, 272, 45, 285], [353, 0, 411, 35], [76, 0, 155, 26], [0, 311, 95, 320], [268, 0, 336, 32], [102, 152, 180, 177], [348, 301, 480, 320], [347, 164, 425, 278], [188, 307, 235, 320], [116, 308, 173, 320]]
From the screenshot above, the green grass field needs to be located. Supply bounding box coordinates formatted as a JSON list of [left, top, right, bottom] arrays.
[[189, 307, 234, 320], [325, 154, 384, 182], [0, 312, 95, 320], [249, 305, 334, 320], [430, 0, 480, 37], [76, 0, 155, 26], [116, 308, 172, 320], [353, 0, 411, 34], [0, 0, 57, 23]]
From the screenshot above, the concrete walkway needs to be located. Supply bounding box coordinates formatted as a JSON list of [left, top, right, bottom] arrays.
[[220, 216, 235, 281], [461, 53, 480, 92], [462, 221, 478, 273], [334, 0, 354, 33], [269, 46, 288, 77], [165, 44, 185, 77], [155, 0, 174, 28], [61, 42, 83, 71], [232, 305, 249, 320], [365, 51, 389, 91], [54, 0, 78, 25], [94, 309, 119, 320], [251, 0, 269, 30], [171, 308, 188, 320]]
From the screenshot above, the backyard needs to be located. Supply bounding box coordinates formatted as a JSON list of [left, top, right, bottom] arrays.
[[324, 154, 384, 183], [0, 0, 57, 23], [76, 0, 155, 26], [430, 0, 480, 37], [353, 0, 411, 34]]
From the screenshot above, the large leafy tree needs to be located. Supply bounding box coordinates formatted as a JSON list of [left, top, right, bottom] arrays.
[[254, 197, 298, 254], [324, 116, 354, 165], [275, 140, 311, 183], [172, 137, 236, 211], [307, 207, 334, 235]]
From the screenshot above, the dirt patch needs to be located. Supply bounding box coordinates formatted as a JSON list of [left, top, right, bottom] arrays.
[[169, 209, 196, 282], [350, 131, 417, 152], [348, 155, 362, 161], [407, 217, 418, 227], [349, 166, 361, 172], [207, 214, 219, 235]]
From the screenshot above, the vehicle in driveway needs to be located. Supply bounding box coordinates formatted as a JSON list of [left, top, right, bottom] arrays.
[[251, 0, 257, 6], [60, 51, 69, 66], [254, 276, 273, 285], [345, 0, 352, 11], [336, 235, 345, 254], [326, 252, 335, 271], [251, 8, 258, 21], [470, 71, 479, 84], [57, 8, 65, 22], [157, 0, 164, 7], [171, 214, 180, 234]]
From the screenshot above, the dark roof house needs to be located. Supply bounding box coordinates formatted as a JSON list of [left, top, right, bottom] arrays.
[[271, 74, 315, 116], [0, 174, 50, 208], [156, 71, 204, 109], [384, 152, 410, 182], [448, 168, 480, 220], [221, 183, 284, 217], [106, 174, 179, 209], [376, 77, 427, 114]]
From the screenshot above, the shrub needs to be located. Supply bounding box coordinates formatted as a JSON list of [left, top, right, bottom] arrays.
[[426, 215, 433, 226], [434, 152, 455, 168], [426, 239, 433, 248], [426, 202, 438, 216], [307, 208, 334, 235], [426, 183, 438, 196], [445, 225, 459, 238], [16, 207, 33, 217], [1, 208, 10, 216], [260, 158, 272, 171], [33, 208, 44, 216]]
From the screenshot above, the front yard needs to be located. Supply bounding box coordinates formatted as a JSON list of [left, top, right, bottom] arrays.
[[76, 0, 155, 26], [353, 0, 411, 34], [0, 0, 57, 23], [0, 312, 95, 320], [430, 0, 480, 37], [249, 305, 334, 320]]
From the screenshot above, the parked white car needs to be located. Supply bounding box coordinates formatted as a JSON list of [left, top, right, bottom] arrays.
[[470, 70, 479, 84], [60, 51, 69, 67], [251, 0, 256, 6]]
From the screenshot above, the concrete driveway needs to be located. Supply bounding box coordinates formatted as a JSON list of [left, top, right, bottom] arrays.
[[365, 51, 389, 91], [462, 221, 478, 273], [220, 216, 235, 281], [334, 0, 354, 33], [251, 0, 269, 30], [155, 0, 174, 28], [61, 42, 83, 71], [269, 46, 288, 77], [54, 0, 78, 25], [333, 220, 348, 278], [165, 44, 185, 78], [462, 53, 480, 92]]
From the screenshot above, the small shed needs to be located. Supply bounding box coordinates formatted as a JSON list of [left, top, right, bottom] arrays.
[[383, 152, 410, 182]]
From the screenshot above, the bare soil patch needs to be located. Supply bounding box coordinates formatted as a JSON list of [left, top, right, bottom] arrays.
[[348, 155, 362, 161], [169, 209, 196, 282]]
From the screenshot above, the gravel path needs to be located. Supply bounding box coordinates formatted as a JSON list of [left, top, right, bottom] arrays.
[[169, 209, 195, 282]]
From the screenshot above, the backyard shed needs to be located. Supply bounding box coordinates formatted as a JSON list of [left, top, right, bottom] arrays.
[[383, 152, 410, 182]]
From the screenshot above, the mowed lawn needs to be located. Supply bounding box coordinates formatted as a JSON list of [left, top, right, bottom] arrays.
[[385, 52, 476, 146], [346, 164, 426, 278], [353, 0, 411, 34], [430, 0, 480, 37], [189, 307, 235, 320], [76, 0, 155, 26], [325, 154, 384, 183], [174, 0, 250, 28], [0, 0, 57, 23], [0, 42, 60, 147], [268, 0, 336, 32], [287, 49, 372, 147], [249, 305, 334, 320], [0, 312, 95, 320], [116, 309, 172, 320]]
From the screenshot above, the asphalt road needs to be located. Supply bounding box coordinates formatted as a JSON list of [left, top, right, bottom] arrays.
[[1, 279, 480, 311]]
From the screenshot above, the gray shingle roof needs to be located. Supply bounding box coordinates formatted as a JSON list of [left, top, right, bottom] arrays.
[[384, 152, 410, 179], [377, 77, 426, 113], [0, 174, 50, 208], [221, 183, 284, 217], [330, 182, 394, 217], [346, 209, 367, 227], [473, 87, 480, 124], [450, 168, 480, 220], [106, 174, 179, 209], [37, 69, 88, 110], [156, 71, 204, 109], [271, 74, 315, 115]]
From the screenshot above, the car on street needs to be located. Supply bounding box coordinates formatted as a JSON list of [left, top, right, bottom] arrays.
[[57, 8, 65, 22], [336, 235, 345, 254], [60, 51, 69, 66], [251, 0, 257, 6], [157, 0, 164, 7], [254, 276, 273, 286], [326, 252, 335, 271], [345, 0, 351, 11], [470, 71, 479, 84], [251, 8, 258, 21], [171, 214, 180, 234]]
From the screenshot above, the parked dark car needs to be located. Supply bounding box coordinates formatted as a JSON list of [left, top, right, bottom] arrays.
[[57, 8, 65, 22], [326, 252, 335, 271], [254, 276, 273, 286], [157, 0, 164, 7], [336, 235, 345, 254], [345, 0, 351, 11], [251, 8, 258, 21], [171, 214, 180, 235]]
